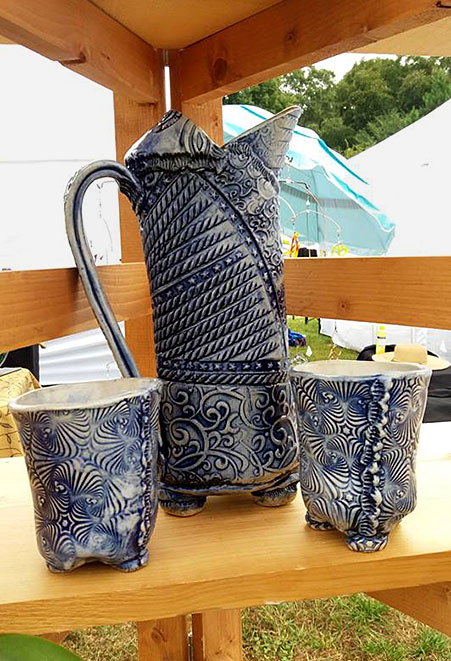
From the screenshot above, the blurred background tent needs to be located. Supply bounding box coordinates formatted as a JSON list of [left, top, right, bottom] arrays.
[[321, 99, 451, 359], [223, 104, 395, 256]]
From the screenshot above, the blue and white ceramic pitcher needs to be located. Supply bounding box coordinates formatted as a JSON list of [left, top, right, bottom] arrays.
[[65, 107, 301, 516]]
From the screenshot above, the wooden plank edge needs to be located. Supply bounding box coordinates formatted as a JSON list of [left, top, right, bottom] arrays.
[[0, 263, 151, 351], [178, 0, 444, 103], [284, 256, 451, 330], [2, 553, 450, 634], [0, 0, 162, 102]]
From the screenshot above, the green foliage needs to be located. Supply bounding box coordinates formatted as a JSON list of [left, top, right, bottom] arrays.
[[0, 634, 82, 661], [224, 56, 451, 156], [288, 317, 358, 363]]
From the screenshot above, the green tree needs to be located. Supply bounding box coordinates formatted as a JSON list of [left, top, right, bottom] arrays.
[[224, 56, 451, 156], [224, 77, 296, 114], [334, 64, 396, 131]]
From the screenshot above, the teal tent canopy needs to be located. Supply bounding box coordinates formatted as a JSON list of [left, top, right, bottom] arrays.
[[223, 105, 395, 256]]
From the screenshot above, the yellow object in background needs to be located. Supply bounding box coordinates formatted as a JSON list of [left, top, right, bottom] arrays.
[[376, 325, 387, 355], [0, 369, 40, 458]]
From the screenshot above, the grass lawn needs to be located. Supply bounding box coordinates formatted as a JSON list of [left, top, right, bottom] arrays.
[[64, 597, 451, 661], [287, 317, 358, 363], [63, 320, 450, 660]]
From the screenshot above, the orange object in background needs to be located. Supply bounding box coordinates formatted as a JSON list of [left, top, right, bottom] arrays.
[[289, 232, 300, 258]]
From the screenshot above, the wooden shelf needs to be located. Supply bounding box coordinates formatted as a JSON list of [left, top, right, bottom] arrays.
[[0, 424, 450, 635]]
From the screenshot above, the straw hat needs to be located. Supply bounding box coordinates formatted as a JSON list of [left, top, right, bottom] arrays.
[[372, 343, 449, 371]]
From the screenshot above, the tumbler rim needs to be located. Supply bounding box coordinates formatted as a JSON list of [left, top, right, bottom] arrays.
[[9, 377, 162, 413], [291, 359, 431, 381]]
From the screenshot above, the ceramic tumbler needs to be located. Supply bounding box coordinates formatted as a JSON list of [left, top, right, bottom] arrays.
[[9, 378, 162, 572], [291, 360, 431, 552]]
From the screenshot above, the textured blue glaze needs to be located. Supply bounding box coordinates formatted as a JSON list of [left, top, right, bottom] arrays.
[[9, 379, 162, 571], [65, 107, 302, 511], [291, 361, 431, 552]]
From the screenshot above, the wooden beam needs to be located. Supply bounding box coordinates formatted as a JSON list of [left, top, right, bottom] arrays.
[[0, 0, 161, 102], [137, 617, 189, 661], [368, 583, 451, 636], [192, 610, 242, 661], [114, 88, 165, 377], [284, 256, 451, 330], [356, 15, 451, 57], [0, 263, 150, 352], [171, 63, 240, 661], [169, 50, 223, 143], [2, 255, 451, 354], [179, 0, 444, 103]]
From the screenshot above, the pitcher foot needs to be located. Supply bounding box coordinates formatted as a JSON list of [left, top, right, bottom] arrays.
[[345, 532, 389, 552], [159, 488, 207, 517], [305, 512, 334, 531], [252, 483, 297, 507]]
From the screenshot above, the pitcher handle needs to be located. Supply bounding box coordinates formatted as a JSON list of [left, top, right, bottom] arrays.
[[64, 160, 143, 378]]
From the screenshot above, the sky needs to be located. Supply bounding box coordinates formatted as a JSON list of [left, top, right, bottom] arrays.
[[315, 53, 396, 80]]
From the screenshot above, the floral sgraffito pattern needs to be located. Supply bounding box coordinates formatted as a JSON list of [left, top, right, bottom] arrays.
[[12, 392, 160, 572], [293, 370, 430, 552], [0, 369, 40, 458]]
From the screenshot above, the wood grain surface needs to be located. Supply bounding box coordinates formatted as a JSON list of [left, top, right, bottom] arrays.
[[0, 0, 161, 102], [1, 255, 451, 353], [0, 264, 150, 352], [137, 616, 189, 661], [369, 583, 451, 636], [0, 425, 449, 634], [284, 256, 451, 329], [179, 0, 442, 102], [192, 610, 242, 661]]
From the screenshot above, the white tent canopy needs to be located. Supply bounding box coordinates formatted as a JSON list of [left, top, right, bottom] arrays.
[[352, 99, 451, 257], [321, 100, 451, 359]]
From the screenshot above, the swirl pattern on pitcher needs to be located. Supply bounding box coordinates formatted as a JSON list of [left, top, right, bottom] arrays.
[[160, 381, 298, 491]]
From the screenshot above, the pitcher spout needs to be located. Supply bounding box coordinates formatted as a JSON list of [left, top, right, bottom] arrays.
[[227, 106, 301, 172]]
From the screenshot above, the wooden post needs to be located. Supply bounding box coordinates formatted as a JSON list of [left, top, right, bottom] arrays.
[[170, 47, 241, 661], [368, 583, 451, 636], [137, 617, 189, 661], [114, 53, 190, 661], [169, 50, 223, 144], [114, 86, 165, 377], [192, 610, 243, 661]]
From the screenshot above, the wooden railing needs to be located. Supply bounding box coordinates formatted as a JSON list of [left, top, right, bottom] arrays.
[[1, 255, 449, 353]]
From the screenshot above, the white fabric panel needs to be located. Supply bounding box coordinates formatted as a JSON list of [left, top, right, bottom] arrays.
[[40, 327, 123, 385], [351, 100, 451, 258], [0, 46, 124, 384], [321, 100, 451, 355]]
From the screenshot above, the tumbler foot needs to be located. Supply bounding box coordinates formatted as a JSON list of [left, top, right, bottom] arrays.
[[114, 550, 150, 572], [159, 488, 207, 517], [305, 512, 334, 531], [345, 532, 389, 553], [252, 483, 297, 507]]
